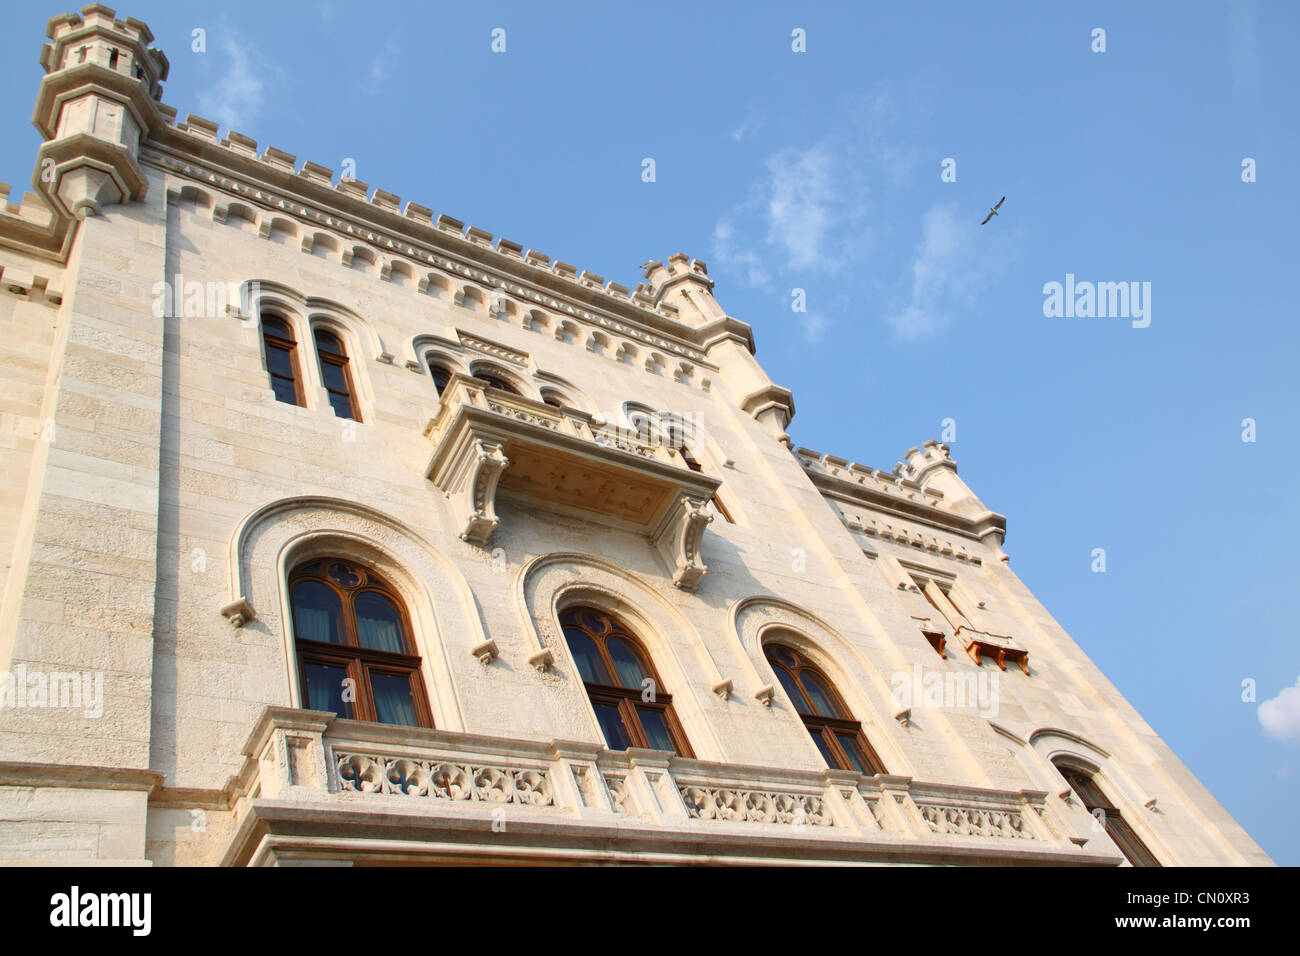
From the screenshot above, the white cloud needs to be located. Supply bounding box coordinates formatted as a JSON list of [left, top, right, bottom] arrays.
[[196, 32, 266, 131], [764, 145, 838, 271], [1259, 676, 1300, 744], [885, 203, 969, 338], [711, 92, 1006, 343]]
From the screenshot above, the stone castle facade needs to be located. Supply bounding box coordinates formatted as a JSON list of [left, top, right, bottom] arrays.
[[0, 5, 1270, 865]]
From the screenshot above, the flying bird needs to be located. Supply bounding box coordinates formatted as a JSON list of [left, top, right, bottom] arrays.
[[980, 196, 1005, 225]]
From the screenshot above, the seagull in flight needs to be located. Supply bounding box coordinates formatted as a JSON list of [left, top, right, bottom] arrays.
[[981, 196, 1005, 225]]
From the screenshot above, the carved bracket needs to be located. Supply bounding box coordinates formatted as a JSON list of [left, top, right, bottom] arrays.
[[221, 596, 255, 628], [470, 639, 499, 666], [430, 433, 510, 546], [651, 494, 713, 591]]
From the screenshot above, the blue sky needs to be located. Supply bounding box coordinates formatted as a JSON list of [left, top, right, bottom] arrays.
[[2, 1, 1296, 864]]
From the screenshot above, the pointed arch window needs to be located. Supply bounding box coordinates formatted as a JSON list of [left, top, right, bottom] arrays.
[[314, 329, 360, 420], [262, 315, 303, 406], [289, 559, 431, 727], [561, 606, 693, 756], [765, 642, 885, 775], [1054, 761, 1160, 867]]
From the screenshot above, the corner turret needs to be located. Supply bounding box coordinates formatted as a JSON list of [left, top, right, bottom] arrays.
[[32, 3, 168, 218]]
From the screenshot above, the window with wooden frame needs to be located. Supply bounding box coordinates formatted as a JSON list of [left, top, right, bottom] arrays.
[[289, 559, 431, 727], [313, 329, 360, 420], [560, 606, 693, 756], [677, 446, 735, 523], [765, 642, 885, 775], [262, 315, 304, 406], [1054, 761, 1160, 867]]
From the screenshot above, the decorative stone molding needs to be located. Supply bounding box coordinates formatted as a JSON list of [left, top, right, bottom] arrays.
[[917, 803, 1032, 839], [515, 553, 731, 761], [650, 494, 713, 590], [458, 332, 528, 367], [453, 439, 510, 545], [679, 785, 833, 827], [224, 497, 489, 732], [222, 707, 1100, 865], [220, 596, 255, 628], [731, 597, 903, 775], [527, 649, 554, 672], [336, 753, 556, 806], [470, 639, 499, 666], [740, 384, 795, 438]]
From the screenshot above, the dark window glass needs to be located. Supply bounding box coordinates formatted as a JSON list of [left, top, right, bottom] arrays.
[[290, 560, 430, 728], [593, 703, 633, 751], [354, 591, 406, 654], [1056, 763, 1160, 867], [776, 668, 807, 715], [303, 662, 352, 718], [561, 606, 691, 757], [801, 672, 841, 718], [262, 316, 302, 407], [637, 708, 675, 752], [370, 672, 418, 726], [764, 642, 885, 775], [564, 629, 610, 685], [327, 389, 355, 420], [292, 580, 344, 644], [606, 637, 646, 689], [430, 365, 451, 396], [837, 733, 872, 774], [315, 331, 345, 356], [270, 374, 299, 405], [266, 343, 295, 378], [321, 360, 349, 393]]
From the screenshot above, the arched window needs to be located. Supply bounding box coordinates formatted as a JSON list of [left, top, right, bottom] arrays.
[[561, 606, 692, 756], [539, 388, 568, 409], [765, 642, 885, 775], [262, 315, 303, 406], [314, 329, 360, 420], [289, 559, 430, 727], [1054, 760, 1160, 866], [428, 362, 453, 397], [472, 366, 519, 395]]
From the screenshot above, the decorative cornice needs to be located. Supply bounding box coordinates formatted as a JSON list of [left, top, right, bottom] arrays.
[[138, 138, 729, 366]]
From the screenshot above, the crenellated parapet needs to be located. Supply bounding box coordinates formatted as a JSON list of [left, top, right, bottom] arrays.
[[794, 442, 1008, 556]]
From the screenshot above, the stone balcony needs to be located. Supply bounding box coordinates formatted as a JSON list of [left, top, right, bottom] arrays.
[[424, 373, 721, 589], [218, 707, 1123, 866]]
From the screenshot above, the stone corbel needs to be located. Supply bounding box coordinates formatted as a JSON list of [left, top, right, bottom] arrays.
[[470, 639, 499, 666], [528, 649, 554, 672], [754, 684, 775, 707], [221, 597, 255, 628], [452, 439, 509, 545], [711, 678, 733, 700], [651, 494, 712, 591]]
